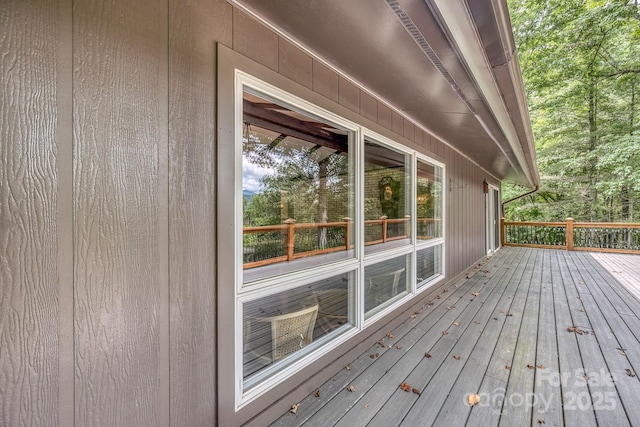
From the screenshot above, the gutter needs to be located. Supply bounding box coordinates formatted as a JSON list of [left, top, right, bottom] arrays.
[[428, 0, 538, 188], [501, 185, 539, 217]]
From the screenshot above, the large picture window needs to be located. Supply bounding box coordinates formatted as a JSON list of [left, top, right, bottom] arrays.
[[227, 71, 445, 408]]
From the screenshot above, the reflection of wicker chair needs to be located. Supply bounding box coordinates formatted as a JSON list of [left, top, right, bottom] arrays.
[[254, 304, 319, 361]]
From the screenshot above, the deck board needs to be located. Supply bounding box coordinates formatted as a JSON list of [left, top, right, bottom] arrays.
[[559, 251, 630, 426], [549, 250, 598, 427], [270, 248, 640, 427], [432, 249, 529, 426]]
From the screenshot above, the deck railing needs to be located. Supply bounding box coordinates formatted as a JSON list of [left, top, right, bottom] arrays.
[[501, 218, 640, 254], [243, 217, 441, 269]]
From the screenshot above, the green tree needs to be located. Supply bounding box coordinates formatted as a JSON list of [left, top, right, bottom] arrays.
[[507, 0, 640, 222]]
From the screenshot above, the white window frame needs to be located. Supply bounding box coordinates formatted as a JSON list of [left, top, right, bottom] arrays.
[[414, 153, 446, 295], [231, 70, 447, 409]]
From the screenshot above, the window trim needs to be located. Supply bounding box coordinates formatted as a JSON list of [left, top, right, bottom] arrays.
[[224, 65, 447, 411]]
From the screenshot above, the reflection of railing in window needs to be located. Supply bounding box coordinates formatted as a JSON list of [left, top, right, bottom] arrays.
[[243, 217, 440, 269]]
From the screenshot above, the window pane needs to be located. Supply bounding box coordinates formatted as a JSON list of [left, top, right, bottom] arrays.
[[416, 245, 443, 288], [364, 254, 410, 317], [242, 272, 354, 385], [364, 138, 411, 254], [417, 160, 443, 240], [242, 91, 354, 282]]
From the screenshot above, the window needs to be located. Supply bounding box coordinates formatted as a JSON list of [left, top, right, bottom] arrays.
[[415, 156, 445, 289], [363, 138, 411, 254], [364, 253, 410, 318], [227, 71, 445, 408], [242, 271, 354, 388], [417, 159, 443, 240], [242, 90, 355, 283]]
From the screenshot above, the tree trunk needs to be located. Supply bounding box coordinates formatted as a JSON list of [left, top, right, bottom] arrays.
[[317, 160, 328, 248], [587, 75, 599, 221], [622, 79, 636, 221]]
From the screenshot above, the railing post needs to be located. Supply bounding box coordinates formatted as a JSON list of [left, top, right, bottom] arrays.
[[381, 216, 388, 243], [501, 217, 506, 247], [284, 218, 296, 261], [343, 217, 351, 250], [566, 218, 574, 251], [405, 215, 411, 239]]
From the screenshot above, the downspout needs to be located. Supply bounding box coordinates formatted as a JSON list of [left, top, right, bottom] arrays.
[[501, 185, 539, 217]]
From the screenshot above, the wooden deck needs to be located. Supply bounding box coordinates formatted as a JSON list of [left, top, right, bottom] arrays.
[[272, 247, 640, 426]]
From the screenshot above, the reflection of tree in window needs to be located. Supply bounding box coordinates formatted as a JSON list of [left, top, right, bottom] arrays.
[[242, 92, 351, 261]]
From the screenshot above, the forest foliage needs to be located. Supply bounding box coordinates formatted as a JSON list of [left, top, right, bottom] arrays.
[[505, 0, 640, 222]]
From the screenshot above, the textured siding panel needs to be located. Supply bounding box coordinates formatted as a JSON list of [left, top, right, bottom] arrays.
[[377, 103, 393, 130], [312, 60, 339, 103], [168, 0, 231, 424], [233, 8, 278, 71], [73, 0, 168, 424], [403, 119, 415, 142], [338, 76, 360, 113], [391, 111, 404, 136], [360, 91, 378, 123], [278, 38, 313, 89], [0, 1, 63, 425]]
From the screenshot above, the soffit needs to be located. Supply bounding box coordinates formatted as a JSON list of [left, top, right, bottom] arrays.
[[233, 0, 536, 184]]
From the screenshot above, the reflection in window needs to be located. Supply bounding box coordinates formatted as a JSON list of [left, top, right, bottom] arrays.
[[364, 254, 410, 317], [242, 272, 353, 386], [364, 139, 411, 253], [417, 159, 443, 240], [242, 91, 353, 279], [416, 245, 442, 287]]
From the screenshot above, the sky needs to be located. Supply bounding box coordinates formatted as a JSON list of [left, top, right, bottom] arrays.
[[242, 157, 273, 193]]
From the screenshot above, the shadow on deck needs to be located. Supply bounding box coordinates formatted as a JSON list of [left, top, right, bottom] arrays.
[[272, 247, 640, 426]]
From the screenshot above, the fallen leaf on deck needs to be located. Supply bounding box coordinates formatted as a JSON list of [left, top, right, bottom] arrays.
[[493, 317, 498, 320], [453, 322, 460, 326], [537, 365, 545, 369], [537, 419, 545, 424], [400, 382, 411, 392], [436, 295, 442, 299], [505, 365, 511, 370], [442, 331, 449, 335], [446, 306, 455, 310], [468, 394, 480, 406], [425, 353, 432, 358], [291, 403, 300, 414], [396, 345, 402, 349], [347, 385, 356, 392], [315, 390, 321, 397], [626, 369, 636, 377], [474, 321, 481, 324], [345, 365, 351, 370], [453, 355, 461, 360], [506, 313, 513, 317], [617, 347, 627, 355], [412, 388, 421, 395], [567, 325, 589, 335], [527, 364, 535, 370], [387, 331, 394, 338], [364, 404, 369, 408], [472, 291, 480, 296]]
